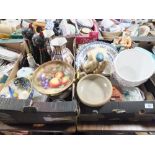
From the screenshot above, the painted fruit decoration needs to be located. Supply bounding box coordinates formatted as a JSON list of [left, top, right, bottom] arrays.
[[38, 64, 71, 89], [55, 71, 64, 79], [49, 78, 61, 88], [61, 76, 70, 85]]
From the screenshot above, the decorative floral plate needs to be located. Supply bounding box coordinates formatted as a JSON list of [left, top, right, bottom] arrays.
[[75, 41, 118, 74], [32, 61, 75, 96], [0, 77, 33, 99]]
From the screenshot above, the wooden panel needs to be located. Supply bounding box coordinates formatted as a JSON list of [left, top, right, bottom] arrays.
[[77, 122, 155, 132]]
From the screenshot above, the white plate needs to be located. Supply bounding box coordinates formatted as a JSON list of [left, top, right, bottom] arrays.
[[0, 46, 19, 62]]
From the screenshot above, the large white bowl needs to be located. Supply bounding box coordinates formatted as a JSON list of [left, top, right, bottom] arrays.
[[113, 48, 155, 87], [77, 74, 112, 107]]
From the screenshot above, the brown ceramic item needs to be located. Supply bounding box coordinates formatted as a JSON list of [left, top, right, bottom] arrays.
[[111, 86, 123, 101]]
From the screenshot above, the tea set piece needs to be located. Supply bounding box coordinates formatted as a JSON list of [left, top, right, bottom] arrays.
[[102, 31, 122, 41], [76, 19, 93, 28], [0, 77, 33, 100], [100, 19, 115, 30], [32, 61, 75, 96], [138, 25, 150, 36], [17, 67, 34, 79], [77, 74, 112, 107], [59, 20, 76, 36], [113, 47, 155, 87], [99, 19, 123, 41], [50, 37, 74, 65], [122, 87, 145, 101], [80, 27, 92, 35]]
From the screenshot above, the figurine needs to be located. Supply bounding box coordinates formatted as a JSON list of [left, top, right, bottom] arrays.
[[82, 51, 107, 74], [32, 32, 51, 64], [22, 23, 40, 63], [113, 35, 132, 49], [53, 19, 62, 36]]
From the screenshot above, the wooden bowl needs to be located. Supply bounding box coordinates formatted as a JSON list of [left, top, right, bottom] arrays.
[[32, 61, 75, 96]]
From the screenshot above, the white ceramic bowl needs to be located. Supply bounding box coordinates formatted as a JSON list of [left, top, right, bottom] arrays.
[[77, 74, 112, 107], [113, 48, 155, 87]]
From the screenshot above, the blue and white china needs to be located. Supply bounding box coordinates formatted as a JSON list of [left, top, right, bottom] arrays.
[[75, 41, 118, 75]]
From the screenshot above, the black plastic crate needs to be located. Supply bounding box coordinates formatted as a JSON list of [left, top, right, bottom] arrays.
[[0, 93, 78, 124], [77, 38, 155, 123], [0, 37, 78, 125], [77, 79, 155, 123]]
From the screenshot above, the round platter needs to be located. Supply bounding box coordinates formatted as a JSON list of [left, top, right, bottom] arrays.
[[75, 41, 118, 75], [32, 61, 75, 96]]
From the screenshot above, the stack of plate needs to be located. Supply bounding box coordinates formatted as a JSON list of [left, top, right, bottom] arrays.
[[0, 46, 20, 62]]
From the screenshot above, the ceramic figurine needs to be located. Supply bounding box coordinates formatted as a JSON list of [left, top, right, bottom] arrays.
[[32, 32, 51, 64], [82, 51, 98, 73], [82, 51, 107, 74], [22, 23, 40, 63], [22, 23, 34, 40], [93, 53, 107, 74], [113, 35, 132, 49], [53, 19, 62, 36]]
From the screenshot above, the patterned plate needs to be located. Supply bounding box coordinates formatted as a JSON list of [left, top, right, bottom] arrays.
[[75, 41, 118, 70], [0, 77, 33, 99]]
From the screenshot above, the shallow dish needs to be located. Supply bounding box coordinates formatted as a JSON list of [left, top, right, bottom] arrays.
[[32, 61, 75, 96]]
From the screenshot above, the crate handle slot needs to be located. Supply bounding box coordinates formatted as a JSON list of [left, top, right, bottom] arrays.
[[23, 106, 37, 113], [139, 109, 146, 115], [112, 109, 126, 114]]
